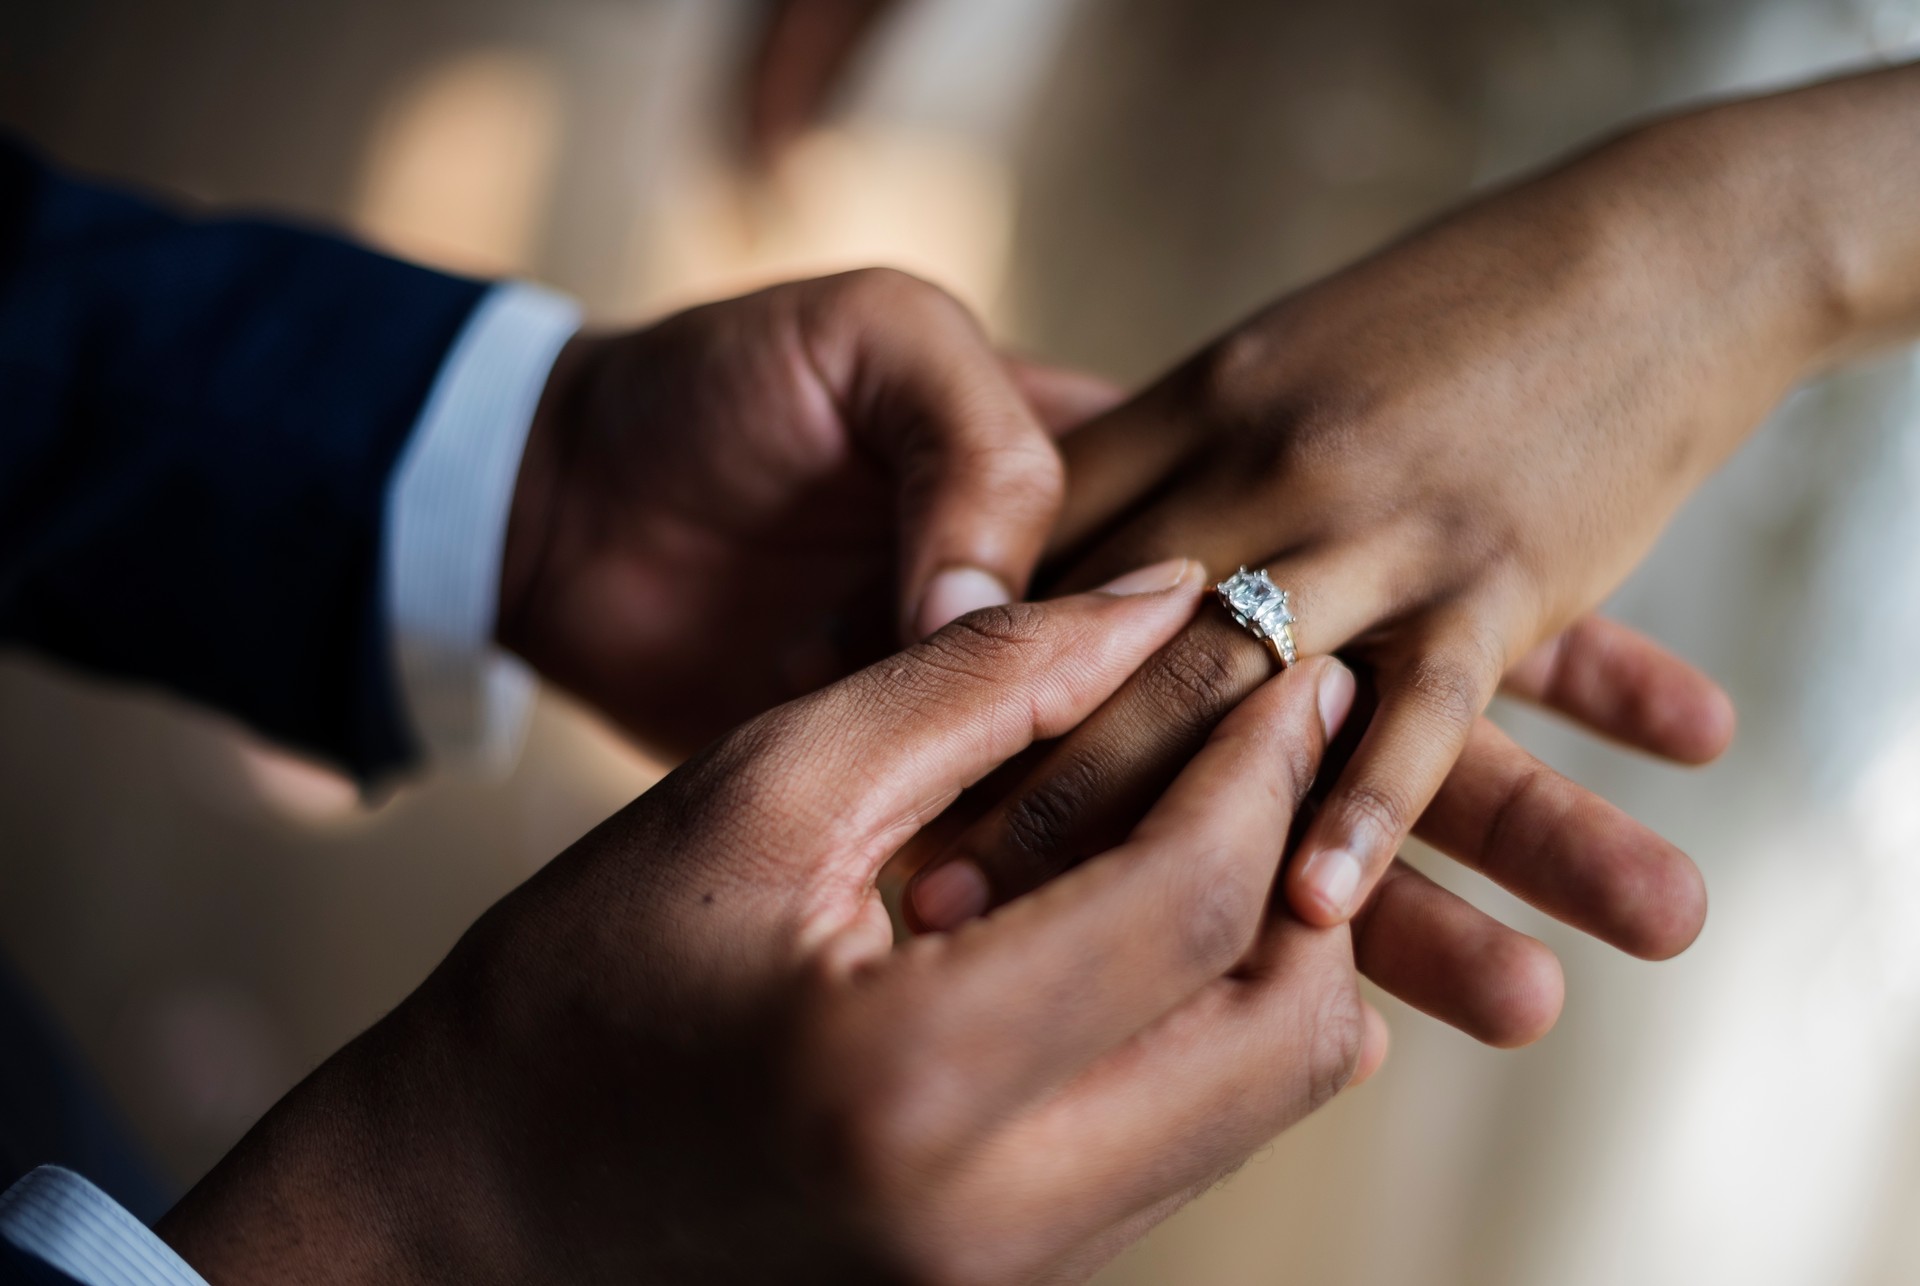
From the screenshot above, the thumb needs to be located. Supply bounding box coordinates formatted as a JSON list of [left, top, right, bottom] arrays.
[[802, 270, 1068, 643], [779, 558, 1206, 891]]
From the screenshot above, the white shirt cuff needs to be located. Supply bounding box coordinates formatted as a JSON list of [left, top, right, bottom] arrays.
[[384, 281, 582, 778], [0, 1167, 207, 1286]]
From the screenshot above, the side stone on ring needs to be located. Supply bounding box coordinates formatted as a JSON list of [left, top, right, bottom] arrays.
[[1215, 566, 1298, 668]]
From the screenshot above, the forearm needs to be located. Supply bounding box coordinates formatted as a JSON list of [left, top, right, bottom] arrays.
[[157, 983, 525, 1286], [1724, 60, 1920, 362], [1408, 58, 1920, 492], [1610, 61, 1920, 386]]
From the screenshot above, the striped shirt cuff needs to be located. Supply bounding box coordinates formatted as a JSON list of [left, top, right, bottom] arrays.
[[384, 281, 582, 778], [0, 1167, 206, 1286]]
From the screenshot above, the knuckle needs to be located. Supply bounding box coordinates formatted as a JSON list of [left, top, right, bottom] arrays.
[[1174, 860, 1264, 975], [921, 601, 1052, 674], [994, 434, 1066, 504], [1276, 727, 1323, 811], [1182, 334, 1379, 481], [1188, 327, 1284, 425], [673, 710, 804, 834], [1400, 651, 1488, 733], [803, 1027, 960, 1201], [943, 599, 1050, 648], [994, 755, 1104, 887], [1301, 973, 1366, 1111], [843, 267, 976, 330], [943, 433, 1064, 523], [1337, 778, 1414, 850], [1481, 758, 1563, 871], [840, 264, 928, 302], [1144, 631, 1262, 724]]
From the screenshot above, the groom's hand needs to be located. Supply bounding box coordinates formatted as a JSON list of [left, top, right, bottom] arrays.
[[161, 564, 1383, 1286], [495, 268, 1079, 754]]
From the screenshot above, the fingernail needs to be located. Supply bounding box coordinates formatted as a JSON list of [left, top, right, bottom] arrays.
[[916, 567, 1012, 639], [1300, 847, 1364, 920], [911, 860, 991, 930], [1096, 557, 1195, 596], [1318, 659, 1356, 739]]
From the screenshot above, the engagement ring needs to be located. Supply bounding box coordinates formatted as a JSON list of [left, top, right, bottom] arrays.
[[1215, 566, 1298, 668]]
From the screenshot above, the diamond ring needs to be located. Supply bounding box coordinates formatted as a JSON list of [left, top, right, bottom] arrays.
[[1215, 566, 1298, 668]]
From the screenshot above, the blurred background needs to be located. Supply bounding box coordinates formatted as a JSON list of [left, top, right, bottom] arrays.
[[4, 0, 1920, 1281]]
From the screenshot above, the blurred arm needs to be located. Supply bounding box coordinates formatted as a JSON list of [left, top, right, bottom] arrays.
[[743, 0, 902, 164]]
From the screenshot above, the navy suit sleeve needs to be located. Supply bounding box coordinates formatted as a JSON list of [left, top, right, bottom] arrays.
[[0, 139, 489, 779], [0, 1243, 84, 1285]]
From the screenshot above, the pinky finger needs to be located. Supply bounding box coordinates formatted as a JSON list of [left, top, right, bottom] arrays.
[[1503, 616, 1735, 764], [1352, 859, 1565, 1048], [1415, 717, 1708, 960]]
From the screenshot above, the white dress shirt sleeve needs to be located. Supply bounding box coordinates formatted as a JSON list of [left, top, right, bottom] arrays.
[[0, 1167, 206, 1286], [383, 281, 582, 778]]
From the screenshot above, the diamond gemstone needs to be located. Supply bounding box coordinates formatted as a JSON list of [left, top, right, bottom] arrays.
[[1219, 568, 1293, 635]]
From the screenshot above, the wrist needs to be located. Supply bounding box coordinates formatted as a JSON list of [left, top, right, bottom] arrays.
[[1596, 108, 1846, 369], [1606, 67, 1920, 376], [497, 333, 598, 664], [157, 991, 531, 1286], [1478, 97, 1855, 486], [1633, 104, 1853, 365]]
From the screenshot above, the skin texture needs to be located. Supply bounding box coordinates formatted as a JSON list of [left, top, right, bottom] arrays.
[[496, 268, 1731, 1050], [160, 574, 1389, 1286], [146, 60, 1920, 1282], [909, 64, 1920, 1045], [497, 267, 1073, 754]]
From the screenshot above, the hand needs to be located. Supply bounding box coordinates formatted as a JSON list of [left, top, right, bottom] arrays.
[[1004, 63, 1920, 955], [498, 268, 1088, 753], [160, 564, 1384, 1285], [901, 112, 1809, 1045]]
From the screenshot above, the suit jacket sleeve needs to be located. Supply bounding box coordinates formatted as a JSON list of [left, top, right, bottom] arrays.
[[0, 138, 489, 779]]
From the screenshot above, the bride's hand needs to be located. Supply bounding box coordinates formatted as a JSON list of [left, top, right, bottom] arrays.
[[897, 96, 1874, 1044]]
